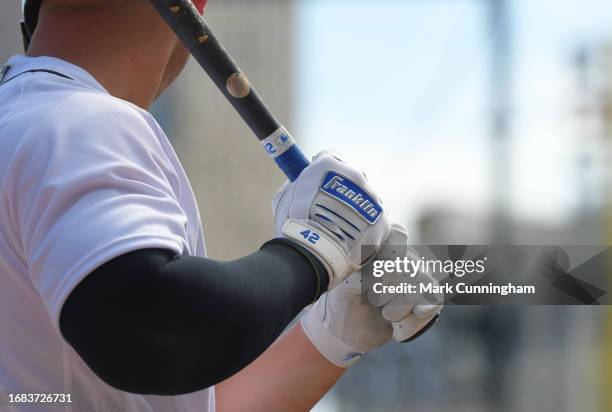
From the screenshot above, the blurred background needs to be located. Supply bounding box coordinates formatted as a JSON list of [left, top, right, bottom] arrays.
[[1, 0, 611, 411]]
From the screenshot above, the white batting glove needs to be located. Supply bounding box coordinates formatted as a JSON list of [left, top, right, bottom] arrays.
[[366, 223, 443, 343], [272, 151, 390, 289], [300, 223, 443, 368]]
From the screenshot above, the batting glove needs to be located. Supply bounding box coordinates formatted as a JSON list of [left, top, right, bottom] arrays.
[[365, 223, 443, 342], [272, 151, 390, 289], [300, 223, 443, 367]]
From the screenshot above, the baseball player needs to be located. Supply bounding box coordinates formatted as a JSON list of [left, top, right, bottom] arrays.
[[0, 1, 442, 411]]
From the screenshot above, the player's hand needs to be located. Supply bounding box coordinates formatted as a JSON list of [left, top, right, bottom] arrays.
[[272, 151, 390, 289], [300, 223, 443, 367], [365, 223, 443, 343]]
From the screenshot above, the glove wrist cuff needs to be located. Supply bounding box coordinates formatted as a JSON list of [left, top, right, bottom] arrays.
[[300, 307, 365, 368], [281, 219, 351, 288]]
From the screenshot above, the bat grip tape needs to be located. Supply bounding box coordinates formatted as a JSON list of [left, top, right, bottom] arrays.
[[260, 126, 310, 181]]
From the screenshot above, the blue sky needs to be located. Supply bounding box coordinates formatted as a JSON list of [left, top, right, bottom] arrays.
[[295, 0, 612, 232]]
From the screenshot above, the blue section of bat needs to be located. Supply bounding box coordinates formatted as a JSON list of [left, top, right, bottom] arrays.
[[274, 145, 310, 182]]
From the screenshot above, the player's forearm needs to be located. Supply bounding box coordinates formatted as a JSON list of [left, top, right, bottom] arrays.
[[216, 322, 345, 412], [59, 242, 328, 395]]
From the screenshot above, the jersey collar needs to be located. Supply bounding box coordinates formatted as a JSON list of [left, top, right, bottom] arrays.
[[5, 54, 109, 94]]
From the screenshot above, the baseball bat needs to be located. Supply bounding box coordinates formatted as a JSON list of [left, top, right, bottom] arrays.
[[148, 0, 309, 182], [149, 0, 438, 343]]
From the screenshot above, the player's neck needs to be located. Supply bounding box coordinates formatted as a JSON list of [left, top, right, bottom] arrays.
[[25, 9, 175, 109]]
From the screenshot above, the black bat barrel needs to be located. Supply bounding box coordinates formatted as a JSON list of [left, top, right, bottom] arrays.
[[149, 0, 279, 140]]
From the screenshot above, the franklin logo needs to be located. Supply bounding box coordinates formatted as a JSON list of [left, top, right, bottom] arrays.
[[320, 172, 383, 224]]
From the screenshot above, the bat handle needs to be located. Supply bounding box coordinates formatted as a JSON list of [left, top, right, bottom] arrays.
[[260, 126, 310, 182]]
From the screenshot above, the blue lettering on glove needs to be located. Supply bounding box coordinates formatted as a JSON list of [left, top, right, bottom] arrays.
[[320, 171, 382, 224]]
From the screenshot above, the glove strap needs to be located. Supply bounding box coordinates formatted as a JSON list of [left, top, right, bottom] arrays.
[[282, 220, 350, 288]]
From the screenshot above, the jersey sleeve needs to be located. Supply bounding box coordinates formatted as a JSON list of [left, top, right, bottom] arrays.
[[5, 102, 190, 333]]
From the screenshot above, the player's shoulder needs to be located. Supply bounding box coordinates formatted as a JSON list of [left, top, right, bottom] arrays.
[[1, 85, 167, 175], [13, 84, 162, 152], [35, 86, 153, 133]]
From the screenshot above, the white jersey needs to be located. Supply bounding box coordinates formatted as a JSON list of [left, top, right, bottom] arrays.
[[0, 55, 213, 412]]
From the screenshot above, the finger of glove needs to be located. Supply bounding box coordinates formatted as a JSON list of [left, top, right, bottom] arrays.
[[390, 222, 409, 233], [392, 313, 439, 343], [364, 267, 413, 307], [272, 181, 291, 219], [309, 151, 370, 190], [391, 314, 431, 338], [312, 150, 344, 163], [387, 222, 409, 243], [413, 304, 443, 319], [381, 295, 442, 322], [366, 287, 396, 307], [272, 181, 291, 214], [365, 224, 411, 307], [365, 263, 419, 307], [381, 303, 416, 322], [413, 271, 444, 307], [376, 238, 407, 261], [376, 223, 410, 258]]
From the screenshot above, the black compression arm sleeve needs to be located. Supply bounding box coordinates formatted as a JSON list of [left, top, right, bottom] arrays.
[[59, 240, 328, 395]]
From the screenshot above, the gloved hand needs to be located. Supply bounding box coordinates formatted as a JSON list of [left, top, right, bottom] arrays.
[[300, 223, 443, 367], [272, 151, 390, 289], [365, 223, 444, 343]]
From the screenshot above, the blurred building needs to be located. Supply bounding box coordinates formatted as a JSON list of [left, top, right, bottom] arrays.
[[0, 2, 25, 62], [415, 208, 604, 412], [153, 0, 295, 260]]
